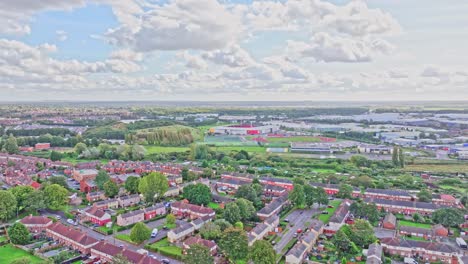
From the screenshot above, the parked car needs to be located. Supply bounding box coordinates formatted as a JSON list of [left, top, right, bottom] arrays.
[[293, 233, 298, 238], [56, 215, 61, 220], [327, 205, 334, 208], [321, 211, 329, 214], [67, 219, 74, 225], [151, 228, 158, 238], [162, 259, 170, 264], [284, 219, 289, 222]]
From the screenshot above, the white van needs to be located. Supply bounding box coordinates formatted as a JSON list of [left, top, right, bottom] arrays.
[[151, 228, 158, 238]]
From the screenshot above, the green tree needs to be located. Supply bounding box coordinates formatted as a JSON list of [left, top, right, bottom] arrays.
[[0, 190, 17, 221], [8, 222, 30, 245], [343, 219, 377, 247], [190, 144, 210, 160], [184, 244, 214, 264], [399, 148, 405, 168], [350, 155, 369, 167], [130, 222, 151, 244], [417, 189, 432, 202], [95, 170, 111, 190], [214, 219, 232, 231], [10, 185, 34, 210], [166, 213, 176, 227], [351, 175, 374, 188], [199, 222, 221, 240], [249, 240, 276, 264], [219, 227, 249, 260], [432, 208, 464, 227], [24, 190, 46, 213], [392, 146, 399, 167], [4, 135, 19, 154], [183, 183, 212, 205], [74, 142, 87, 155], [315, 187, 329, 206], [103, 180, 119, 198], [336, 184, 353, 199], [50, 151, 63, 161], [48, 176, 68, 189], [349, 201, 379, 223], [138, 172, 168, 202], [235, 198, 256, 221], [289, 184, 305, 208], [124, 176, 140, 194], [235, 184, 261, 208], [224, 203, 241, 224], [332, 229, 358, 255], [44, 184, 68, 210]]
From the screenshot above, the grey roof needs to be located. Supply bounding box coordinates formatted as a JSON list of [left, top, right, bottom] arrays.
[[302, 231, 317, 245], [308, 219, 324, 233], [120, 209, 144, 218], [172, 223, 193, 235], [364, 198, 448, 210], [329, 201, 351, 224], [264, 215, 279, 226], [366, 188, 411, 197], [287, 242, 308, 258], [252, 223, 268, 236], [366, 243, 383, 264], [383, 213, 396, 226], [260, 177, 292, 184]]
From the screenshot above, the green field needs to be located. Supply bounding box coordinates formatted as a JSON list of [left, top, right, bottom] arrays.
[[213, 146, 266, 153], [208, 202, 220, 209], [146, 238, 182, 257], [398, 220, 431, 229], [61, 156, 109, 165], [144, 146, 190, 154], [264, 136, 321, 143], [115, 234, 138, 244], [0, 244, 43, 263], [318, 200, 342, 223], [404, 164, 468, 173]]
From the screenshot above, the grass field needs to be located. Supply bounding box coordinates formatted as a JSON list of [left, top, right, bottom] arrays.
[[0, 244, 43, 263], [398, 220, 432, 229], [404, 164, 468, 173], [61, 156, 108, 165], [144, 146, 190, 154], [208, 202, 220, 209], [115, 234, 138, 244], [264, 136, 321, 143], [318, 200, 342, 223], [213, 146, 266, 153], [147, 238, 182, 257]]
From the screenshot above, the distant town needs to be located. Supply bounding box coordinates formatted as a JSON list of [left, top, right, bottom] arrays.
[[0, 102, 466, 264]]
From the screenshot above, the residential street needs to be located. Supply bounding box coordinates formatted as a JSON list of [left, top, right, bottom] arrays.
[[274, 206, 319, 254]]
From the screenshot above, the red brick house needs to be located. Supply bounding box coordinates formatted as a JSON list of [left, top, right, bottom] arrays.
[[80, 180, 97, 193], [144, 203, 166, 220], [382, 213, 397, 230], [171, 201, 215, 220], [380, 238, 458, 263], [183, 237, 217, 255], [45, 222, 99, 254], [310, 183, 360, 197], [73, 169, 98, 182], [432, 224, 448, 237], [90, 241, 160, 264], [20, 215, 53, 233], [83, 207, 111, 226], [86, 191, 106, 202], [259, 177, 293, 191]]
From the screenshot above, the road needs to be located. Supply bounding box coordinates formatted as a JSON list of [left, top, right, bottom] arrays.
[[274, 207, 319, 254], [41, 210, 182, 264]]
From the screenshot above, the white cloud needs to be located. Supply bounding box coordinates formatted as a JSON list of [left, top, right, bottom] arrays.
[[201, 45, 255, 68], [56, 30, 68, 41], [288, 32, 394, 63]]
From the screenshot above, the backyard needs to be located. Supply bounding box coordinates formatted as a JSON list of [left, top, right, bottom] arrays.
[[398, 220, 432, 229], [318, 200, 342, 223], [146, 238, 182, 259], [0, 244, 44, 263]]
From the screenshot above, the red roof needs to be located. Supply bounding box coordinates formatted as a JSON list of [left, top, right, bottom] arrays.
[[21, 215, 52, 225], [30, 181, 41, 189], [184, 237, 216, 249]]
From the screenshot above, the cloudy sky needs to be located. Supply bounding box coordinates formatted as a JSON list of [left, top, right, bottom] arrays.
[[1, 0, 467, 101]]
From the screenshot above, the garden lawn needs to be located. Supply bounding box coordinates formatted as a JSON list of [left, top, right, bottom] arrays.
[[214, 146, 266, 153], [147, 238, 182, 258], [0, 244, 43, 263], [398, 220, 432, 229], [145, 146, 190, 154], [318, 200, 342, 224], [115, 234, 138, 244], [208, 202, 220, 209]]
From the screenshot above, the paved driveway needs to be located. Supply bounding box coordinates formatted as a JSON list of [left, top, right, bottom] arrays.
[[274, 207, 319, 254]]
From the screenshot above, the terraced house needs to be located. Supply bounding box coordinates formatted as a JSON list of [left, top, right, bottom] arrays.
[[45, 222, 99, 254], [364, 198, 451, 215], [170, 201, 215, 220], [380, 238, 460, 263]]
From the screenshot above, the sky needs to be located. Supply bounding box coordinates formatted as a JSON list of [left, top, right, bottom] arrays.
[[1, 0, 468, 101]]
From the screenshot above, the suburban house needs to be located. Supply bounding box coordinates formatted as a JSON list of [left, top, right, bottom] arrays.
[[170, 201, 215, 220], [118, 194, 141, 207], [399, 226, 433, 239], [165, 186, 181, 197], [183, 237, 217, 255], [35, 143, 51, 150], [73, 169, 98, 182], [93, 198, 119, 210], [285, 220, 324, 264], [431, 194, 457, 205], [86, 191, 106, 202], [20, 215, 53, 233], [324, 200, 353, 235], [380, 238, 459, 263], [310, 183, 360, 197], [259, 177, 294, 191], [167, 216, 213, 243], [247, 215, 279, 245], [90, 241, 160, 264], [257, 194, 289, 220], [358, 145, 393, 155], [366, 243, 383, 264], [364, 189, 413, 201], [220, 172, 254, 183], [117, 209, 145, 226], [364, 198, 450, 215], [383, 213, 397, 230], [215, 178, 249, 192], [80, 180, 98, 193], [82, 207, 111, 226], [144, 203, 166, 220], [45, 222, 99, 254], [263, 184, 287, 197]]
